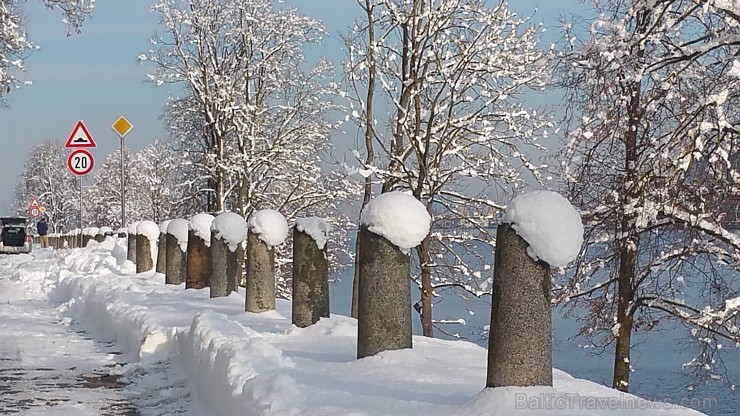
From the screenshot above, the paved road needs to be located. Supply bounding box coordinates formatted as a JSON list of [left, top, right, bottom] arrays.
[[0, 274, 139, 415]]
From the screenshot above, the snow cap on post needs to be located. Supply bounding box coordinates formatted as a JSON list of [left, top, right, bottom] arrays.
[[360, 191, 431, 253], [211, 212, 248, 252], [159, 219, 172, 234], [137, 221, 160, 242], [189, 213, 215, 246], [294, 217, 331, 250], [249, 209, 288, 247], [128, 221, 140, 235], [503, 190, 583, 267], [167, 219, 190, 252]]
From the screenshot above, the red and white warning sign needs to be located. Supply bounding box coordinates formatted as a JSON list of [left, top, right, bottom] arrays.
[[28, 196, 41, 218], [64, 120, 97, 148], [67, 149, 95, 176]]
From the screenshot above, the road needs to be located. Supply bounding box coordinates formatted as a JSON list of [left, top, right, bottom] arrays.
[[0, 254, 138, 415]]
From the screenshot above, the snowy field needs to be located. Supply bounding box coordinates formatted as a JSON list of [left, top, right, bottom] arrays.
[[0, 239, 708, 416]]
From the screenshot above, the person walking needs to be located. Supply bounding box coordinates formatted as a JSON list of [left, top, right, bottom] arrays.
[[37, 217, 49, 248]]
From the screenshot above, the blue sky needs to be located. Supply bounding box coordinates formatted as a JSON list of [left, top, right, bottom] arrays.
[[0, 0, 580, 215]]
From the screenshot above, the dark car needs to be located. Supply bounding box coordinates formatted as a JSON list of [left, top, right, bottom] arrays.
[[0, 217, 32, 254]]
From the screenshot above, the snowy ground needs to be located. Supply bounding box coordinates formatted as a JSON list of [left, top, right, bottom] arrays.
[[0, 238, 708, 416]]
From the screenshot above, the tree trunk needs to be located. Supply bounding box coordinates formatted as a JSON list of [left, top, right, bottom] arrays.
[[351, 0, 377, 320], [612, 9, 646, 390], [417, 235, 433, 337]]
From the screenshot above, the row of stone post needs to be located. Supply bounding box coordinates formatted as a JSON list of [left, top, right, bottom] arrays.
[[48, 226, 117, 249], [126, 210, 331, 329], [49, 189, 581, 391]]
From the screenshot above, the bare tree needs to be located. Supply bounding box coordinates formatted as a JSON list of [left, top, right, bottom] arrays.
[[345, 0, 552, 336], [0, 0, 92, 102], [146, 0, 360, 295], [556, 0, 740, 392], [13, 140, 79, 232]]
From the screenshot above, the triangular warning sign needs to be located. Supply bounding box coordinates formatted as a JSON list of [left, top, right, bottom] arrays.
[[29, 197, 40, 208], [64, 120, 97, 148]]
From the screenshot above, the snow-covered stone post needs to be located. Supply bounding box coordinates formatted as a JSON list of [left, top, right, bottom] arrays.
[[357, 192, 431, 359], [94, 227, 108, 243], [186, 214, 214, 289], [210, 213, 248, 298], [165, 219, 189, 285], [292, 217, 331, 328], [82, 227, 98, 247], [486, 191, 583, 388], [156, 220, 171, 274], [245, 209, 288, 313], [136, 221, 159, 273], [64, 232, 73, 249], [71, 229, 81, 248], [127, 222, 139, 263]]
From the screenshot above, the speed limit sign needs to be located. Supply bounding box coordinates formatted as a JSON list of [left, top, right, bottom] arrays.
[[67, 149, 95, 176]]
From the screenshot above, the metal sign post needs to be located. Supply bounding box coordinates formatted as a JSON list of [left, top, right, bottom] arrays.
[[79, 177, 83, 247], [111, 116, 133, 229], [64, 120, 97, 246]]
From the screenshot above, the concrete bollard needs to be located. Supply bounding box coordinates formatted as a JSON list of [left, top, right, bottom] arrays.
[[486, 191, 583, 388], [95, 226, 112, 243], [210, 213, 248, 298], [356, 192, 431, 359], [82, 227, 98, 247], [292, 218, 330, 328], [186, 214, 214, 289], [127, 222, 139, 263], [165, 219, 189, 285], [486, 224, 551, 387], [136, 221, 159, 273], [356, 226, 412, 358], [245, 231, 275, 312], [156, 220, 171, 274], [245, 209, 288, 313]]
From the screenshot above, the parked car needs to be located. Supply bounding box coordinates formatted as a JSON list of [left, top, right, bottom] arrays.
[[0, 217, 32, 254]]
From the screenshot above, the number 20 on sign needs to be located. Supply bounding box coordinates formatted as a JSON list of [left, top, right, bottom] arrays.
[[67, 149, 94, 176]]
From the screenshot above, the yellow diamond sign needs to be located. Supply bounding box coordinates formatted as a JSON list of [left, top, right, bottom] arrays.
[[111, 116, 133, 138]]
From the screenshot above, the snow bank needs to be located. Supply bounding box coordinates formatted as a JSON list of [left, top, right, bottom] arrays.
[[212, 212, 248, 252], [294, 217, 331, 250], [503, 191, 583, 267], [6, 241, 706, 416], [249, 209, 288, 247], [360, 191, 431, 253]]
